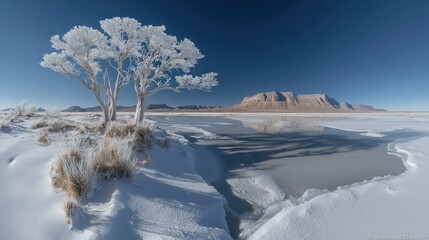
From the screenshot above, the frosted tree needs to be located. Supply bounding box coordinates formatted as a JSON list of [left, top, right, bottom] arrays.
[[40, 26, 111, 123], [100, 17, 143, 120], [132, 25, 218, 123], [40, 17, 142, 123]]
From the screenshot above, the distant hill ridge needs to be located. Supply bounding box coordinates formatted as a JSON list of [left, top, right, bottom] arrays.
[[62, 104, 223, 112], [233, 91, 384, 112]]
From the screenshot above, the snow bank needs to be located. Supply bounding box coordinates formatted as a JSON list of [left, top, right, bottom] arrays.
[[226, 169, 285, 209], [224, 168, 290, 238], [360, 131, 385, 137], [162, 123, 230, 141], [0, 130, 72, 240]]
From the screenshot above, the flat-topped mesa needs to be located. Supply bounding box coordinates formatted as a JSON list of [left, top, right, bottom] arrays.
[[240, 91, 296, 108], [296, 93, 341, 109], [234, 91, 384, 112], [243, 91, 285, 102]]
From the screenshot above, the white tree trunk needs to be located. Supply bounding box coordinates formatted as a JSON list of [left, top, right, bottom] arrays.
[[102, 105, 110, 124], [109, 95, 118, 121], [134, 95, 145, 124], [92, 90, 110, 124]]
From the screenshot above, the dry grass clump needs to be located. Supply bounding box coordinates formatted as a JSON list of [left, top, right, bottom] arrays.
[[32, 119, 78, 133], [105, 121, 135, 138], [104, 120, 157, 151], [50, 138, 94, 199], [34, 120, 81, 145], [46, 120, 77, 133], [63, 199, 78, 224], [49, 120, 160, 224], [75, 125, 86, 134], [84, 122, 106, 134], [0, 117, 11, 130], [133, 123, 153, 150], [93, 137, 136, 179], [32, 120, 49, 129], [94, 122, 106, 132], [38, 130, 50, 145]]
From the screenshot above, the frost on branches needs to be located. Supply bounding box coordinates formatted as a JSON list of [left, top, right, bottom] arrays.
[[41, 17, 218, 124], [41, 26, 113, 123], [132, 25, 218, 123]]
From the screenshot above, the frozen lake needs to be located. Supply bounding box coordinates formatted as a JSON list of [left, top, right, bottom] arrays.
[[150, 115, 421, 237], [152, 116, 416, 193]]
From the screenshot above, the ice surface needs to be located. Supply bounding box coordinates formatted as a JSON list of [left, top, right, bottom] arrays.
[[244, 113, 429, 240]]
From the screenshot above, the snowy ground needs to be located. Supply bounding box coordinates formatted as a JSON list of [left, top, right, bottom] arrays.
[[1, 112, 429, 240], [0, 113, 231, 240]]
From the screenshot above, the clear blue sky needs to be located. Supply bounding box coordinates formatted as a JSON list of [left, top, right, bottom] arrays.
[[0, 0, 428, 110]]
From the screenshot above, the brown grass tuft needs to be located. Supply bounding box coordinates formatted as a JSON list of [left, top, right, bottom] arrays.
[[63, 199, 78, 224], [105, 121, 135, 138], [38, 130, 50, 145], [33, 119, 79, 133], [51, 158, 65, 190], [50, 145, 93, 199], [32, 120, 49, 129], [47, 121, 77, 133], [85, 122, 106, 134], [133, 124, 153, 150], [93, 137, 136, 179]]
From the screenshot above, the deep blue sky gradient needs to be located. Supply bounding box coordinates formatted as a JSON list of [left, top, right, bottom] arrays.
[[0, 0, 428, 110]]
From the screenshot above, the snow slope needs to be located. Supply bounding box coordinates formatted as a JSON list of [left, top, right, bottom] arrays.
[[0, 116, 231, 240], [245, 113, 429, 240], [0, 125, 72, 240]]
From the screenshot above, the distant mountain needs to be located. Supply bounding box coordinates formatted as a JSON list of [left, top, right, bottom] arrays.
[[116, 106, 135, 112], [233, 91, 384, 112], [176, 105, 224, 110], [62, 104, 174, 112], [62, 106, 92, 112], [1, 107, 45, 112], [147, 104, 174, 110]]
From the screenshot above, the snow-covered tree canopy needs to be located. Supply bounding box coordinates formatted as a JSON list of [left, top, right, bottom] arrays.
[[100, 17, 143, 61], [42, 26, 108, 87], [176, 72, 219, 91], [132, 25, 218, 97]]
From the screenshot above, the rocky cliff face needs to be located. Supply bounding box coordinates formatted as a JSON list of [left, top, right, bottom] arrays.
[[233, 91, 383, 112]]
